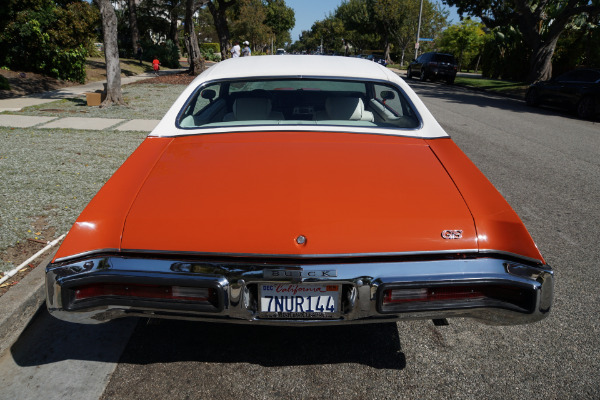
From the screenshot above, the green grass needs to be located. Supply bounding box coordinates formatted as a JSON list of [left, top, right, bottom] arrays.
[[454, 77, 528, 97]]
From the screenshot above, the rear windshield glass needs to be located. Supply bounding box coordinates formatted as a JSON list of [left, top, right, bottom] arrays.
[[432, 54, 456, 64], [177, 78, 420, 130]]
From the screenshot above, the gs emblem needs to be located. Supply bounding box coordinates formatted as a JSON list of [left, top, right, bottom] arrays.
[[441, 230, 463, 239]]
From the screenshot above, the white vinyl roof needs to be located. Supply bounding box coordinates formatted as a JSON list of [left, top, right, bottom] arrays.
[[198, 55, 397, 81], [150, 55, 449, 139]]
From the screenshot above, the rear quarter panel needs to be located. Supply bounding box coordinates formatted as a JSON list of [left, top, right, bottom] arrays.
[[426, 137, 545, 263], [53, 137, 173, 262]]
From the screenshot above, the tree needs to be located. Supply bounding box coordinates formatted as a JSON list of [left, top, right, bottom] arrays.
[[206, 0, 236, 59], [438, 18, 485, 71], [336, 0, 379, 53], [185, 0, 206, 74], [393, 0, 448, 64], [230, 0, 272, 51], [95, 0, 125, 106], [127, 0, 140, 53], [299, 15, 346, 54], [444, 0, 600, 82], [367, 0, 408, 62], [264, 0, 295, 47]]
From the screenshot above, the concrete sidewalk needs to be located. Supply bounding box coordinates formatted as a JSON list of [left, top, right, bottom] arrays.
[[0, 69, 185, 112], [0, 69, 186, 131]]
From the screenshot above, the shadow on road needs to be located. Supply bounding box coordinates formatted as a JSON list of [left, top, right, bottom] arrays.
[[10, 307, 137, 367], [119, 318, 407, 370], [405, 79, 598, 122], [10, 309, 405, 370]]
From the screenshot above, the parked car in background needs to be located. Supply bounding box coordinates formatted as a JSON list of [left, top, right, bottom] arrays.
[[276, 48, 286, 55], [407, 52, 458, 84], [45, 55, 553, 327], [526, 68, 600, 120], [365, 54, 388, 67]]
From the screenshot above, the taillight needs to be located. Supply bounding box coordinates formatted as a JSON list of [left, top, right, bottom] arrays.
[[74, 283, 214, 303], [428, 61, 438, 67], [383, 286, 484, 304], [380, 284, 534, 313]]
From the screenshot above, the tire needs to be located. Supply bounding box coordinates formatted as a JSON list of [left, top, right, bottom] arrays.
[[407, 68, 412, 79], [446, 76, 455, 84], [525, 88, 540, 107], [420, 70, 427, 82], [577, 95, 596, 120]]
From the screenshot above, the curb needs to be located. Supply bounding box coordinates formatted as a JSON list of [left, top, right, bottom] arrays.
[[391, 68, 527, 101], [0, 250, 56, 355]]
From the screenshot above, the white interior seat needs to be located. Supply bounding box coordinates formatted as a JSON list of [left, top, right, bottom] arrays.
[[322, 97, 374, 122]]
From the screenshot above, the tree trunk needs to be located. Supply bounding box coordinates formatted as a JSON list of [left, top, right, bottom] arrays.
[[185, 0, 204, 75], [383, 36, 391, 64], [169, 9, 179, 45], [127, 0, 140, 54], [207, 0, 233, 60], [95, 0, 125, 106], [526, 35, 559, 83]]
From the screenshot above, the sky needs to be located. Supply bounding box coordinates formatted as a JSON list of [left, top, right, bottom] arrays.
[[287, 0, 460, 44]]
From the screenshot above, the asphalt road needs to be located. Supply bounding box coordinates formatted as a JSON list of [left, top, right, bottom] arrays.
[[4, 80, 600, 399]]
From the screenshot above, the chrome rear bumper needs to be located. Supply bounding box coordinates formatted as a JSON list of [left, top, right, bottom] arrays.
[[46, 254, 553, 326]]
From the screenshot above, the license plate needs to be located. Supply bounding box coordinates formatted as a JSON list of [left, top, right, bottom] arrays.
[[259, 283, 340, 319]]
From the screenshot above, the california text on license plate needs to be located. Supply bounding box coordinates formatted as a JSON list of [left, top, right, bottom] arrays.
[[259, 283, 340, 319]]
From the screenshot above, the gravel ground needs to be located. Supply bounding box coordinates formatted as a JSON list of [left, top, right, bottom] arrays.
[[13, 82, 188, 120], [0, 82, 190, 273]]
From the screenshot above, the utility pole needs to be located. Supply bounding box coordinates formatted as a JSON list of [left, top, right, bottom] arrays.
[[415, 0, 423, 58]]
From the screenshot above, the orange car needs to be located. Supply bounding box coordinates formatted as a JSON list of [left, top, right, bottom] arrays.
[[46, 56, 553, 325]]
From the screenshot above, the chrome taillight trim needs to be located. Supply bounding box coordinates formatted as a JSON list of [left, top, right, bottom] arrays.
[[46, 255, 553, 326]]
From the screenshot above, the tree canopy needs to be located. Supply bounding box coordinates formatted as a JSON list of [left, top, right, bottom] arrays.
[[443, 0, 600, 82]]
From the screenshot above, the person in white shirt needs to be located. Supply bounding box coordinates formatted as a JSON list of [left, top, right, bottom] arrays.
[[242, 41, 251, 57], [231, 41, 241, 58]]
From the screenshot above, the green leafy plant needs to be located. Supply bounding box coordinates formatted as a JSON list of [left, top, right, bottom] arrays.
[[139, 39, 180, 69], [0, 75, 10, 90]]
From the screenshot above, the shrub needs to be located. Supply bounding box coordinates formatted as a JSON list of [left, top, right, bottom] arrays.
[[199, 43, 220, 54], [140, 39, 180, 69], [48, 46, 88, 83], [0, 75, 9, 90]]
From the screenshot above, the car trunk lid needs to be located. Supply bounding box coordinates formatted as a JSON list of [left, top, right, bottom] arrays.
[[121, 131, 477, 256]]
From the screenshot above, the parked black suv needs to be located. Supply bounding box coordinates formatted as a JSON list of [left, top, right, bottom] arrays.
[[407, 52, 458, 84]]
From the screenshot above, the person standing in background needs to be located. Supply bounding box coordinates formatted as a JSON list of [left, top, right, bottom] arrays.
[[231, 41, 241, 58], [242, 41, 251, 57]]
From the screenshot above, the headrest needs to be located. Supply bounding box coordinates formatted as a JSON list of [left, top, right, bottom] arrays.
[[325, 97, 365, 120], [233, 97, 272, 120]]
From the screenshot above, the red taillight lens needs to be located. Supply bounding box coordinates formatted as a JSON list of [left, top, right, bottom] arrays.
[[74, 283, 213, 302], [380, 284, 534, 314], [383, 286, 485, 304]]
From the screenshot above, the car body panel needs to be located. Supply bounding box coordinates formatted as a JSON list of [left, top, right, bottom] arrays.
[[54, 137, 173, 261], [46, 55, 552, 326], [119, 132, 478, 256], [426, 138, 544, 263]]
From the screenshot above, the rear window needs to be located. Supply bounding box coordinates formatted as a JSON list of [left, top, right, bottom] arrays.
[[432, 54, 456, 64], [177, 78, 420, 130]]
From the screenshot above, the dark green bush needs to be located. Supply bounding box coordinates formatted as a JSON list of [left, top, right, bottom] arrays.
[[0, 75, 9, 90], [139, 39, 180, 69]]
